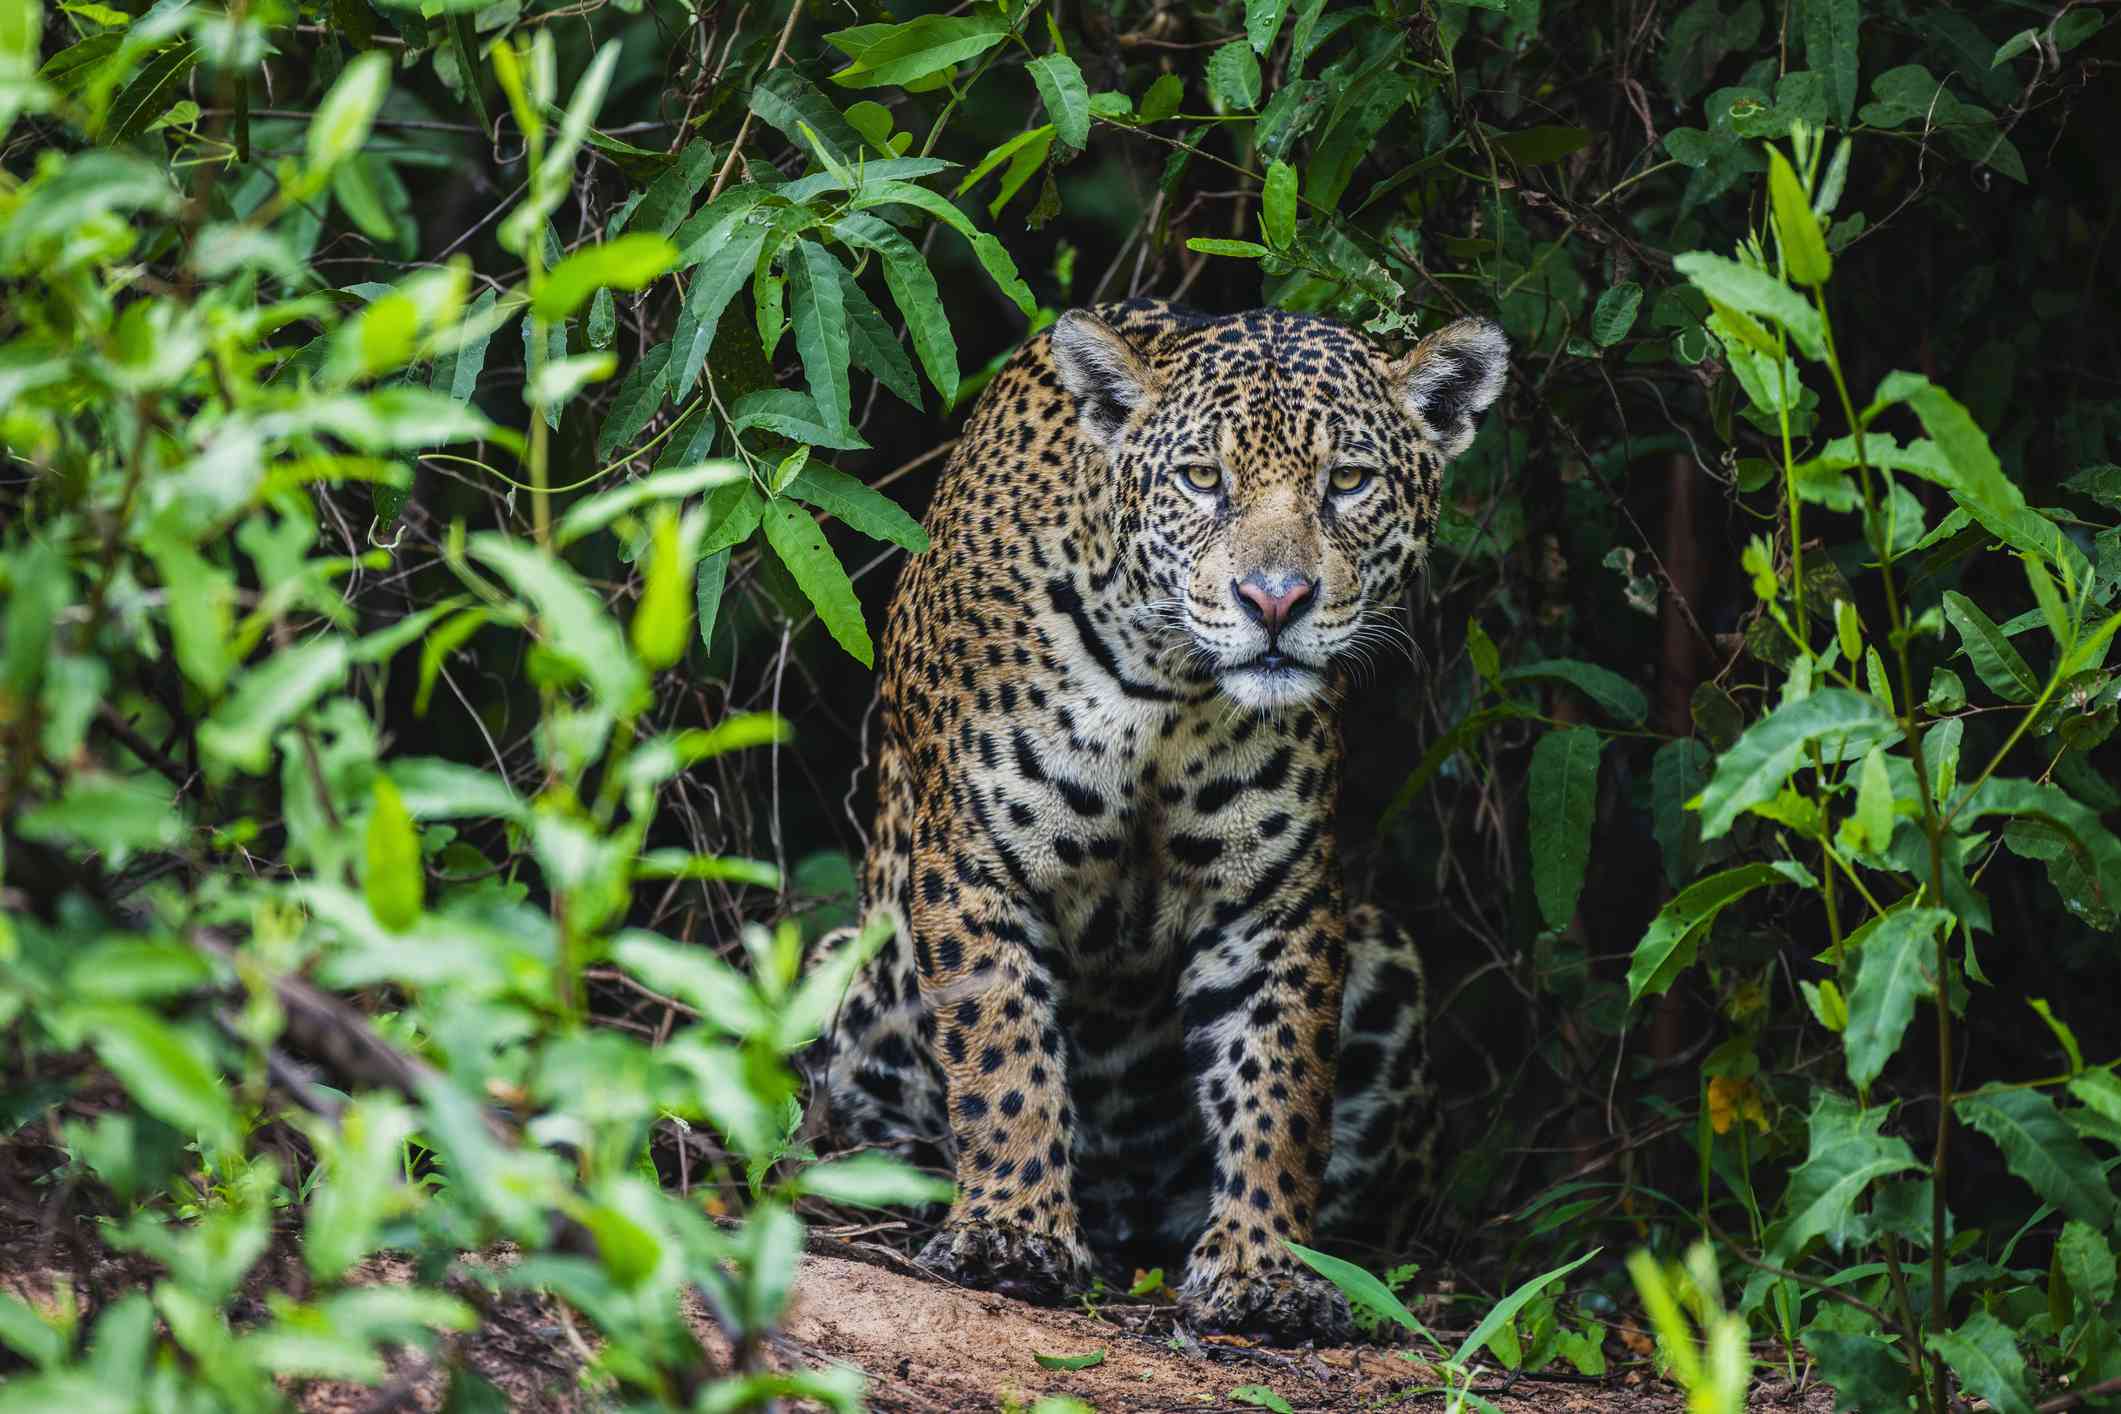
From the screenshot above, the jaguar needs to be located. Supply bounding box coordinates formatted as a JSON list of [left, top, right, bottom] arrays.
[[808, 297, 1508, 1343]]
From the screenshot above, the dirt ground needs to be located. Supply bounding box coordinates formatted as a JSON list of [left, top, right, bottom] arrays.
[[259, 1236, 1844, 1412]]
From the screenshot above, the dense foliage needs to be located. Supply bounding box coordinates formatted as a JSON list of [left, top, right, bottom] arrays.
[[2, 0, 2117, 1406]]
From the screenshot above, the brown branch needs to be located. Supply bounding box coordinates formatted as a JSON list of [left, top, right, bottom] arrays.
[[706, 0, 805, 204]]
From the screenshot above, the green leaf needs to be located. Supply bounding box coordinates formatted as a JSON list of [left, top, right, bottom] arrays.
[[824, 14, 1010, 90], [747, 68, 866, 169], [75, 1004, 239, 1149], [850, 181, 1036, 317], [386, 757, 522, 820], [1804, 0, 1860, 124], [1671, 251, 1826, 359], [557, 462, 745, 547], [1451, 1249, 1601, 1369], [1284, 1242, 1436, 1341], [786, 465, 928, 552], [696, 548, 731, 652], [611, 931, 769, 1037], [1803, 1331, 1913, 1414], [1034, 1350, 1105, 1372], [199, 638, 350, 776], [1591, 282, 1643, 346], [2029, 998, 2085, 1074], [1940, 591, 2039, 703], [837, 263, 922, 411], [1260, 159, 1297, 248], [1772, 1093, 1922, 1262], [788, 240, 853, 435], [1925, 1311, 2034, 1414], [1186, 237, 1271, 259], [795, 1153, 955, 1208], [1696, 689, 1897, 839], [362, 777, 423, 932], [631, 506, 698, 671], [1956, 1088, 2119, 1229], [306, 50, 390, 181], [1528, 727, 1604, 931], [834, 213, 958, 404], [2060, 1220, 2116, 1308], [1500, 659, 1647, 723], [430, 287, 498, 404], [1027, 54, 1089, 153], [1491, 124, 1594, 165], [670, 223, 767, 403], [1206, 40, 1262, 110], [1766, 146, 1831, 284], [1378, 703, 1539, 832], [761, 497, 872, 667], [534, 234, 678, 321], [1139, 73, 1183, 123], [15, 772, 184, 853], [468, 535, 646, 711], [1244, 0, 1286, 54], [1627, 863, 1788, 1004], [1842, 908, 1947, 1089], [1651, 738, 1712, 888]]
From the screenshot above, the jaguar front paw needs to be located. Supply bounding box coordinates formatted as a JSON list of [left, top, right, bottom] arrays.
[[914, 1219, 1093, 1306], [1177, 1262, 1355, 1346]]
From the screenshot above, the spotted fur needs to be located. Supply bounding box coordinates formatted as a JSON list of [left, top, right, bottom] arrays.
[[811, 299, 1507, 1342]]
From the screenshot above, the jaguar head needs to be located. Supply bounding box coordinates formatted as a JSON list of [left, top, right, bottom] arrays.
[[1052, 306, 1508, 710]]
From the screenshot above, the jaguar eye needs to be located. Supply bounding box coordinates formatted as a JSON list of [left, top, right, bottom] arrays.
[[1180, 464, 1223, 493], [1328, 465, 1374, 495]]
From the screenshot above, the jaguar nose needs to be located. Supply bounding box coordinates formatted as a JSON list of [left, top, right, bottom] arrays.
[[1232, 572, 1319, 637]]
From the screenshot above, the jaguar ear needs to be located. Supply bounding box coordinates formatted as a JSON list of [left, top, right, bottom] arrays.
[[1391, 317, 1509, 458], [1051, 310, 1159, 449]]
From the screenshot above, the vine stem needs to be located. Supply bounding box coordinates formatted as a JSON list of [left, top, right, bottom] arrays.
[[707, 0, 805, 204]]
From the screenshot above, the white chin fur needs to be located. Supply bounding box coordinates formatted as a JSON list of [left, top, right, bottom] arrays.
[[1218, 664, 1324, 710]]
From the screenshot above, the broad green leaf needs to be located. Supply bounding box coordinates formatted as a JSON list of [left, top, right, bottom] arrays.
[[1956, 1088, 2119, 1229], [1671, 251, 1825, 360], [537, 41, 619, 200], [729, 388, 869, 451], [430, 287, 498, 405], [1528, 726, 1604, 930], [556, 462, 745, 547], [849, 181, 1035, 316], [528, 351, 615, 409], [786, 464, 928, 552], [1139, 73, 1183, 123], [1767, 146, 1831, 284], [144, 540, 233, 695], [1027, 54, 1089, 153], [1842, 908, 1947, 1089], [761, 498, 872, 667], [1033, 1351, 1105, 1372], [703, 481, 767, 555], [824, 14, 1009, 90], [1803, 1331, 1913, 1413], [611, 931, 769, 1037], [1186, 238, 1272, 259], [1771, 1093, 1921, 1262], [1591, 282, 1643, 346], [1848, 745, 1895, 853], [1283, 1242, 1435, 1341], [1804, 0, 1860, 123], [15, 772, 184, 853], [533, 234, 678, 321], [1500, 659, 1647, 723], [697, 548, 732, 651], [1244, 0, 1287, 53], [1941, 591, 2038, 702], [838, 262, 922, 410], [305, 51, 389, 180], [1627, 863, 1787, 1003], [199, 638, 350, 776], [362, 777, 423, 931], [1651, 738, 1712, 887], [468, 535, 646, 710], [747, 68, 866, 169], [1953, 776, 2121, 921], [1260, 159, 1297, 248], [614, 136, 715, 238], [669, 223, 767, 403], [788, 240, 852, 434], [1206, 40, 1262, 110], [386, 757, 523, 819], [1695, 689, 1897, 839], [831, 213, 958, 407], [73, 1004, 239, 1149], [1229, 1387, 1293, 1414], [631, 506, 698, 671], [2059, 1221, 2116, 1309], [794, 1153, 955, 1207], [1925, 1311, 2035, 1414]]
